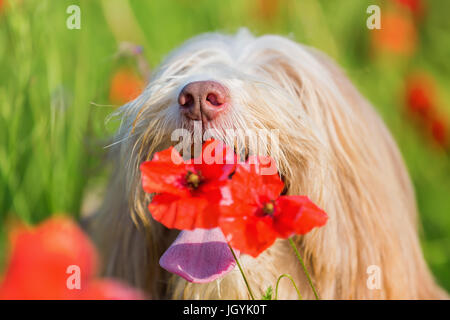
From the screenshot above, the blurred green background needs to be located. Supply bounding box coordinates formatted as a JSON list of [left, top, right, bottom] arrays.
[[0, 0, 449, 291]]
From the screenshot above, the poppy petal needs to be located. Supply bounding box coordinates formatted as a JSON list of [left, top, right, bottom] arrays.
[[148, 194, 209, 230], [220, 214, 277, 258], [228, 156, 284, 207], [193, 139, 237, 182], [140, 147, 189, 197], [275, 196, 328, 236]]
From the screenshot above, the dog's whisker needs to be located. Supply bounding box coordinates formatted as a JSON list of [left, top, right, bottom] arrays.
[[103, 134, 137, 149]]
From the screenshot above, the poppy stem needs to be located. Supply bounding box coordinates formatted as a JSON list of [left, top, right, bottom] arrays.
[[274, 274, 303, 300], [288, 237, 320, 300], [228, 244, 255, 300]]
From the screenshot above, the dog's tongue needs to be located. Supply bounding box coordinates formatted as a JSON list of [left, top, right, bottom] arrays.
[[159, 227, 238, 283]]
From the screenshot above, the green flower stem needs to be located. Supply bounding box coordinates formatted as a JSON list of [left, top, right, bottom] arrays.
[[288, 237, 320, 300], [228, 244, 255, 300], [274, 274, 303, 300]]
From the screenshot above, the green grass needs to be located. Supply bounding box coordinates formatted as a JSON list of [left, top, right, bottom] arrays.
[[0, 0, 449, 291]]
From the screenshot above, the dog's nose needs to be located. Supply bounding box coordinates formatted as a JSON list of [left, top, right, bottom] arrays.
[[178, 81, 229, 121]]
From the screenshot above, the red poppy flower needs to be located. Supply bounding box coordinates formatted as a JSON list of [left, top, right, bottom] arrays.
[[0, 217, 144, 300], [140, 140, 236, 230], [109, 67, 144, 105], [219, 156, 328, 257]]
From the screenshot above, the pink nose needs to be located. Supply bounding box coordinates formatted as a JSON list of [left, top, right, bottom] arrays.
[[178, 81, 229, 122]]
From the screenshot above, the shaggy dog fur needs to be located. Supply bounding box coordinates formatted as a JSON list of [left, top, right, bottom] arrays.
[[85, 29, 447, 299]]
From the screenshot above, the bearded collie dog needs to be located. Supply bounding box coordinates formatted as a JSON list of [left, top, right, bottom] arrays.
[[85, 29, 447, 299]]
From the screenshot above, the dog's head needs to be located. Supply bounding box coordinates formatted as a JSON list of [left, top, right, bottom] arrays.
[[111, 29, 429, 298], [118, 28, 338, 212]]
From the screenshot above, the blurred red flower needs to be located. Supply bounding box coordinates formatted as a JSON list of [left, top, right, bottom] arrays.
[[140, 140, 236, 230], [80, 279, 144, 300], [403, 72, 449, 148], [372, 12, 417, 56], [0, 217, 144, 300], [219, 156, 328, 257], [393, 0, 425, 18], [405, 73, 436, 119], [430, 118, 448, 147], [109, 67, 144, 105]]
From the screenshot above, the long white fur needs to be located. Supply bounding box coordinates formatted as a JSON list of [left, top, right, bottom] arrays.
[[86, 29, 447, 299]]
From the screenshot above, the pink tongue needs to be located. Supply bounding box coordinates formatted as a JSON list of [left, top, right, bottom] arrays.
[[159, 227, 239, 283]]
